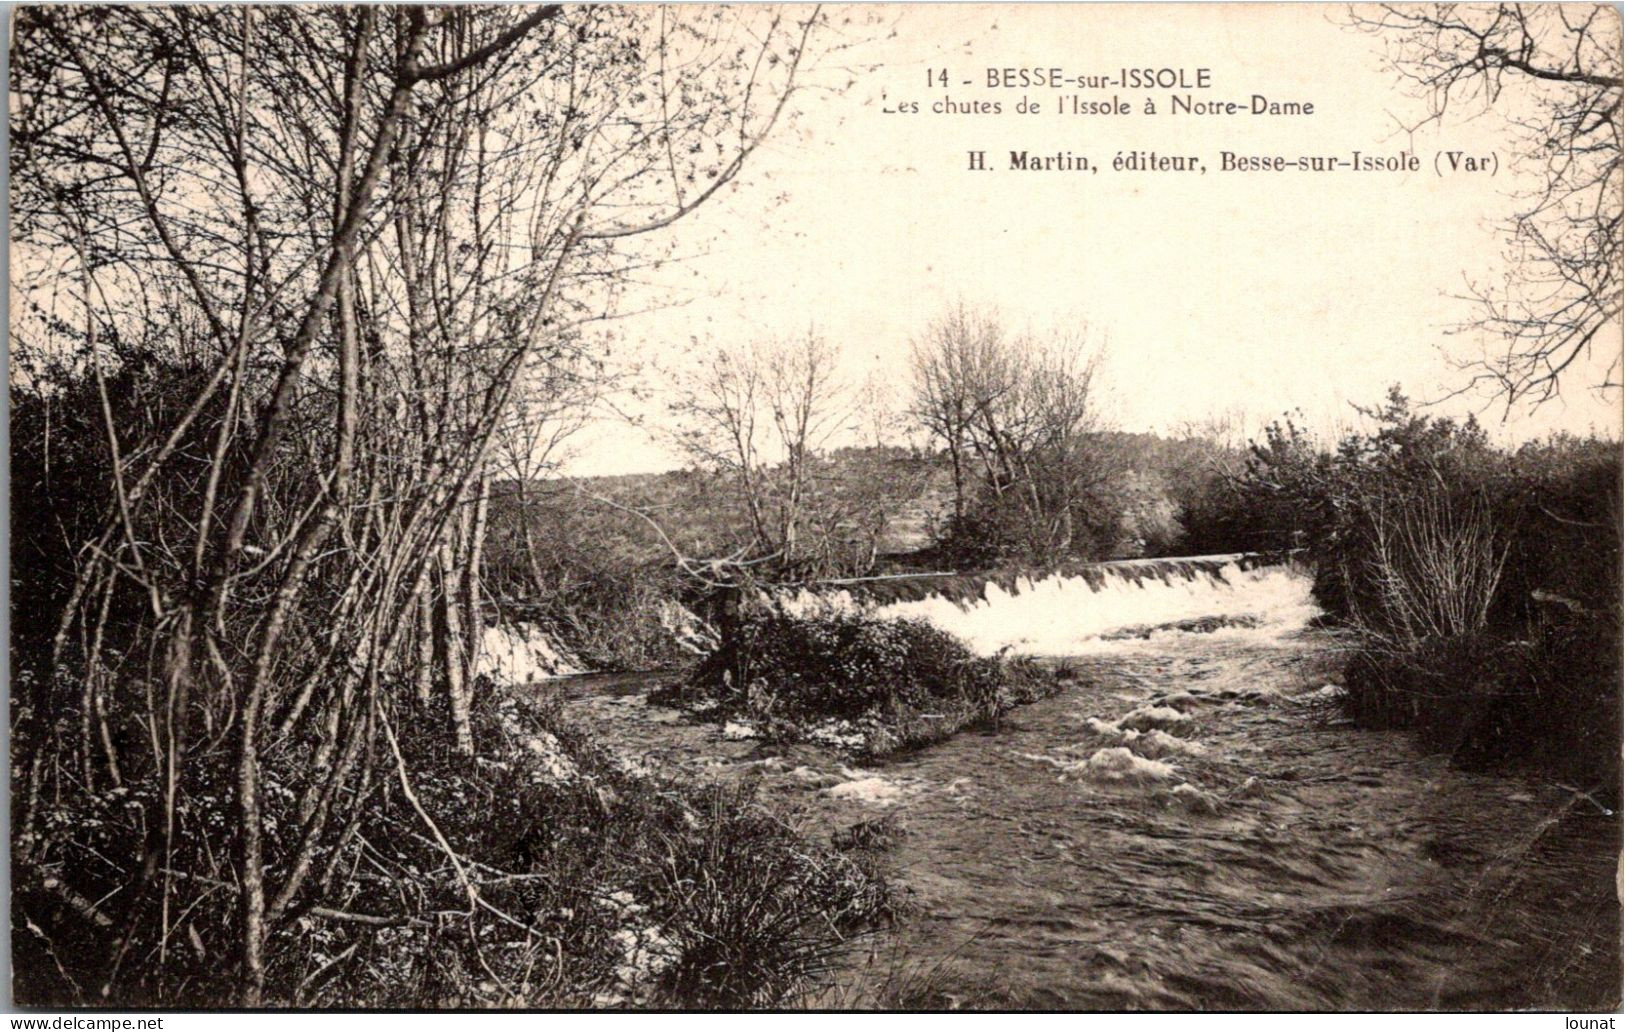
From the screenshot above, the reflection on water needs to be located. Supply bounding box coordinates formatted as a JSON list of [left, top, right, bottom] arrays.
[[557, 628, 1622, 1011]]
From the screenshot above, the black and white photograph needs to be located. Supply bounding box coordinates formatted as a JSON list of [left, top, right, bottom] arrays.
[[6, 1, 1623, 1013]]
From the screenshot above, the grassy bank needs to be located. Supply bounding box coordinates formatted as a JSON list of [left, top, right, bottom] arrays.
[[652, 606, 1073, 760], [14, 685, 896, 1009]]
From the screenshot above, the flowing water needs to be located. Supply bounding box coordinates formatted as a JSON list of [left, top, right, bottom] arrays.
[[553, 560, 1622, 1010]]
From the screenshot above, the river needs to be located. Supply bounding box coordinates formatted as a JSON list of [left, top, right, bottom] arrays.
[[549, 571, 1621, 1010]]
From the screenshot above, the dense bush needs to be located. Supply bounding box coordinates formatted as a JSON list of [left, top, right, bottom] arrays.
[[924, 429, 1255, 565], [1184, 387, 1622, 795], [1175, 416, 1333, 557], [479, 450, 937, 669], [11, 365, 894, 1009], [694, 607, 1005, 721], [669, 605, 1062, 757], [480, 482, 698, 670], [931, 476, 1128, 568], [1343, 620, 1618, 776], [10, 349, 237, 662]]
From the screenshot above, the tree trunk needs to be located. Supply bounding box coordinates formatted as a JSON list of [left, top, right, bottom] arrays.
[[435, 535, 474, 755], [414, 586, 434, 705], [460, 472, 490, 683]]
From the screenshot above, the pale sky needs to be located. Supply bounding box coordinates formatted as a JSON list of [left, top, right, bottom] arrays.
[[563, 2, 1624, 476]]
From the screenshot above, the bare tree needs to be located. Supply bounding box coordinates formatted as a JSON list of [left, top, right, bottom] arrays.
[[907, 301, 1006, 524], [1350, 3, 1623, 404], [487, 349, 602, 599], [669, 330, 856, 575], [11, 5, 820, 1004], [908, 304, 1115, 564]]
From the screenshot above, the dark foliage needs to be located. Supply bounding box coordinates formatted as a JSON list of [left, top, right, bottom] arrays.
[[693, 608, 1004, 721], [930, 471, 1128, 569], [483, 481, 697, 671], [669, 606, 1065, 758], [479, 448, 944, 670], [10, 350, 237, 660], [1344, 620, 1621, 796], [1182, 387, 1622, 796]]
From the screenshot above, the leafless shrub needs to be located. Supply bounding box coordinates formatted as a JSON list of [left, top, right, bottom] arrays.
[[1352, 488, 1510, 652]]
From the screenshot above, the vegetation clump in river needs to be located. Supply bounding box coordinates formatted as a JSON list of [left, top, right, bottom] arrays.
[[655, 607, 1067, 758]]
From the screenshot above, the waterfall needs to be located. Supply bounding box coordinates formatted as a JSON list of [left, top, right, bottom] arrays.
[[775, 553, 1318, 656], [478, 622, 583, 684]]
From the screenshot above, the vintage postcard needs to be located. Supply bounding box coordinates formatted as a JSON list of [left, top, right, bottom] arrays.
[[8, 1, 1622, 1015]]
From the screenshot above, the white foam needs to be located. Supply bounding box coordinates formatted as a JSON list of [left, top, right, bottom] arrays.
[[871, 562, 1313, 656], [1080, 747, 1177, 782], [1161, 783, 1222, 814], [1084, 716, 1121, 737], [477, 621, 582, 685], [1298, 683, 1347, 703], [825, 775, 903, 804], [1078, 719, 1207, 759], [1116, 705, 1196, 734], [1128, 728, 1208, 759]]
